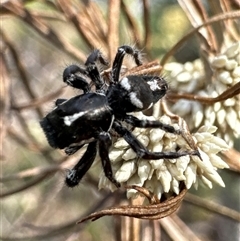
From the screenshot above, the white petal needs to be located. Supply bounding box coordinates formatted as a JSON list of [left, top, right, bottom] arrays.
[[98, 174, 117, 192], [194, 108, 204, 127], [152, 142, 163, 152], [225, 59, 238, 70], [149, 128, 165, 143], [191, 149, 214, 172], [199, 176, 213, 189], [209, 154, 229, 169], [194, 132, 213, 143], [184, 163, 197, 189], [153, 181, 164, 200], [211, 55, 227, 68], [137, 134, 150, 147], [176, 71, 192, 82], [216, 109, 226, 126], [197, 125, 218, 133], [224, 41, 240, 58], [166, 162, 186, 181], [122, 148, 137, 160], [226, 108, 237, 129], [200, 143, 224, 154], [150, 159, 164, 169], [109, 149, 125, 163], [138, 159, 151, 183], [144, 179, 155, 193], [114, 138, 129, 149], [156, 168, 172, 192], [176, 155, 190, 172], [203, 170, 226, 187], [172, 99, 192, 116], [210, 136, 229, 150], [171, 178, 180, 195], [115, 161, 136, 182]]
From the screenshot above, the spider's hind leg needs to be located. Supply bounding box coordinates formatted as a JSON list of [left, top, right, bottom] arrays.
[[113, 122, 199, 160], [98, 131, 121, 188], [124, 114, 181, 135], [65, 142, 97, 187]]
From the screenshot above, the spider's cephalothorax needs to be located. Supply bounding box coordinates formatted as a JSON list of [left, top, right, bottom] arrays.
[[40, 45, 199, 188]]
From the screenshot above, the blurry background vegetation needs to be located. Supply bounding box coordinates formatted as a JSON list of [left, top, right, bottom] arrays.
[[1, 0, 240, 241]]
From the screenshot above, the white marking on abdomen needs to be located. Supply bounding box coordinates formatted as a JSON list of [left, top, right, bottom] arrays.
[[120, 77, 131, 91], [64, 111, 85, 126], [129, 92, 143, 108]]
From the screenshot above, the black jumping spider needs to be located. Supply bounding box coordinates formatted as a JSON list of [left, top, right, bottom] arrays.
[[40, 45, 199, 188]]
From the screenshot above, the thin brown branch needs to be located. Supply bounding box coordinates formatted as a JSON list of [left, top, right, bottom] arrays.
[[0, 173, 50, 198], [0, 193, 114, 241], [11, 86, 65, 111], [1, 28, 43, 118], [223, 148, 240, 173], [143, 0, 151, 52], [2, 1, 86, 61], [184, 192, 240, 221], [121, 1, 142, 49], [0, 51, 11, 160], [160, 215, 201, 241], [107, 0, 121, 61], [56, 1, 107, 50], [77, 186, 187, 223], [167, 81, 240, 105], [161, 10, 240, 66]]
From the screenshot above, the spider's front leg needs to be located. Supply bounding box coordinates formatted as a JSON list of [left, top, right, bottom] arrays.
[[85, 49, 109, 91], [111, 45, 143, 83], [113, 122, 200, 160], [98, 131, 121, 188], [65, 141, 97, 187], [123, 114, 181, 135]]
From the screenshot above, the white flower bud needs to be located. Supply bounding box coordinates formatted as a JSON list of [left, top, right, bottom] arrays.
[[224, 41, 240, 58], [225, 59, 238, 70], [209, 154, 229, 169], [149, 128, 165, 143], [197, 125, 217, 133], [203, 169, 225, 187], [138, 159, 151, 183], [176, 71, 192, 82], [114, 138, 129, 149], [150, 159, 164, 170], [115, 161, 136, 182], [166, 162, 186, 181], [211, 55, 227, 68], [171, 178, 180, 195], [184, 162, 197, 189], [176, 155, 190, 173], [122, 148, 137, 160], [109, 149, 125, 163], [232, 66, 240, 78], [200, 176, 213, 189], [210, 136, 229, 150]]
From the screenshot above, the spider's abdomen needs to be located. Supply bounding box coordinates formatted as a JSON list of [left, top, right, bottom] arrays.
[[107, 75, 168, 115], [40, 93, 113, 149]]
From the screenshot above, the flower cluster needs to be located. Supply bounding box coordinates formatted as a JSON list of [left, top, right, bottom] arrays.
[[98, 112, 229, 200], [164, 41, 240, 146]]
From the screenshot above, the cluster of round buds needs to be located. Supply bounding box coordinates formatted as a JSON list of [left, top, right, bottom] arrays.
[[98, 112, 229, 200], [164, 41, 240, 146]]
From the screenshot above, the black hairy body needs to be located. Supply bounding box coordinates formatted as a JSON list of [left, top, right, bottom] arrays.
[[40, 45, 198, 188]]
